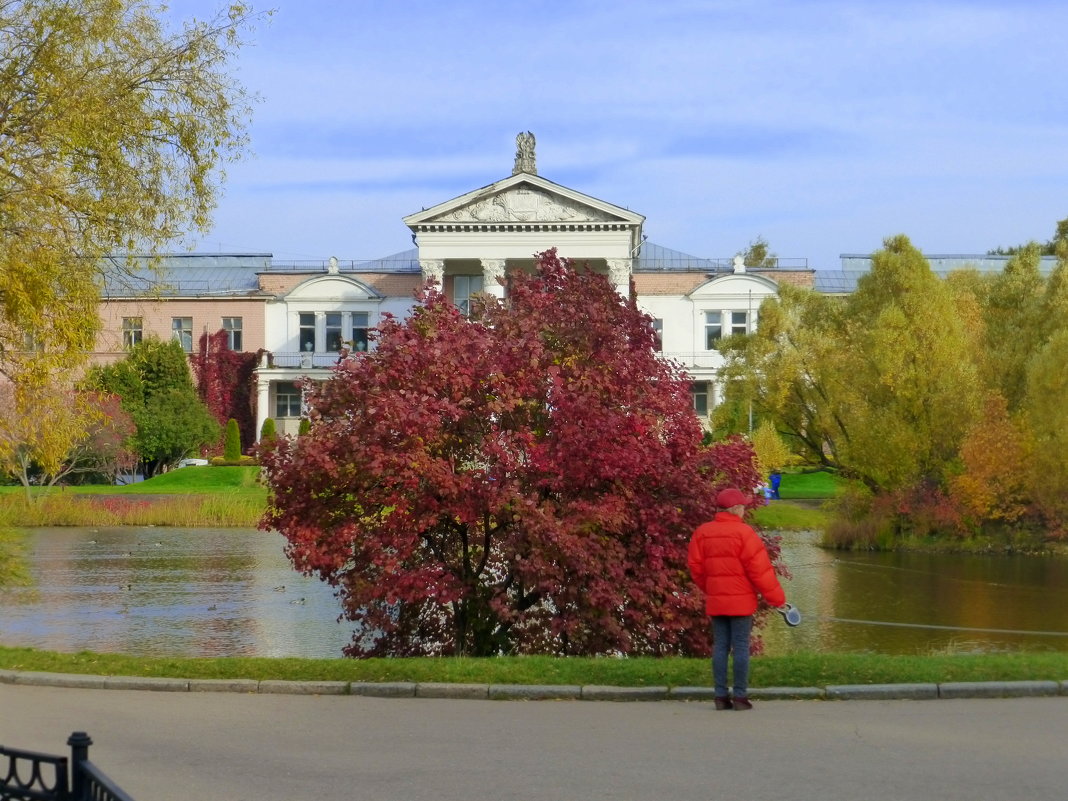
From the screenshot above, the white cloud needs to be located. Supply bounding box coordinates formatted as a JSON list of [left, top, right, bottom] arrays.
[[166, 0, 1068, 269]]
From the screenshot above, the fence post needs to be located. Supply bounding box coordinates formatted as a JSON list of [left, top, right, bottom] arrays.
[[67, 731, 92, 801]]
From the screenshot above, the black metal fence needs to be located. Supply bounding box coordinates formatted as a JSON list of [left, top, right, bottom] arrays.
[[0, 732, 135, 801]]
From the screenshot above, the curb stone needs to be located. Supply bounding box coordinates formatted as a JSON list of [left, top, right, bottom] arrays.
[[581, 685, 668, 701], [105, 676, 189, 692], [488, 684, 582, 701], [2, 671, 1068, 701], [826, 683, 938, 700], [189, 679, 260, 693], [939, 680, 1060, 699], [416, 682, 489, 700], [13, 672, 109, 690], [351, 681, 416, 698], [749, 686, 825, 701], [258, 680, 349, 695]]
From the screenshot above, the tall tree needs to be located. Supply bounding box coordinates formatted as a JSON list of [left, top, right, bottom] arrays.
[[1023, 329, 1068, 527], [737, 236, 778, 268], [976, 244, 1045, 410], [0, 0, 261, 377], [87, 337, 219, 475], [0, 380, 105, 498], [833, 236, 982, 490], [260, 250, 771, 658], [716, 282, 847, 468]]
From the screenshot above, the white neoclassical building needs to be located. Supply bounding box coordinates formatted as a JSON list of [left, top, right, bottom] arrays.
[[95, 134, 816, 440]]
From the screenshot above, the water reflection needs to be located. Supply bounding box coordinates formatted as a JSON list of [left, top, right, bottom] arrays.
[[0, 527, 359, 658], [3, 528, 1068, 658], [763, 531, 1068, 655]]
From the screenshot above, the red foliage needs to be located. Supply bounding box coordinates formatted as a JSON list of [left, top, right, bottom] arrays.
[[190, 330, 258, 453], [259, 250, 767, 657], [872, 481, 971, 540], [82, 393, 138, 480]]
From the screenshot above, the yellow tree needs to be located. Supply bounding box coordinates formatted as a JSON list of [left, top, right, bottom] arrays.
[[834, 236, 982, 490], [978, 244, 1046, 411], [0, 380, 106, 499], [1024, 316, 1068, 527], [716, 282, 849, 468], [0, 0, 262, 376], [949, 392, 1030, 524]]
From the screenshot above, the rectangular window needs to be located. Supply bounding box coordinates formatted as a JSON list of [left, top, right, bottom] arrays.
[[351, 312, 370, 352], [275, 382, 303, 418], [22, 332, 43, 352], [299, 313, 316, 353], [222, 317, 243, 351], [692, 382, 708, 416], [454, 274, 484, 316], [171, 317, 193, 352], [704, 311, 722, 349], [731, 311, 749, 336], [651, 318, 663, 352], [325, 313, 343, 352], [122, 317, 143, 349]]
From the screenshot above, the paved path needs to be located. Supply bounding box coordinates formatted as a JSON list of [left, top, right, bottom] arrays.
[[4, 684, 1067, 801]]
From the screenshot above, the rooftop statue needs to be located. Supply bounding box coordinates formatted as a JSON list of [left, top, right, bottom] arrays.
[[513, 131, 536, 175]]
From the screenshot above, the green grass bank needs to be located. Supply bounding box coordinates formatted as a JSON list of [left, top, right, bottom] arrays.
[[0, 466, 267, 528], [0, 466, 836, 530], [1, 647, 1066, 688]]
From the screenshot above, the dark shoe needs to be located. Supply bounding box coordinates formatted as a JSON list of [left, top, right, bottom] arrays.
[[733, 696, 753, 711], [714, 696, 733, 710]]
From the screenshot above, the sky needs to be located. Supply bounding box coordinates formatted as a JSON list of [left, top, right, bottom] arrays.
[[166, 0, 1068, 270]]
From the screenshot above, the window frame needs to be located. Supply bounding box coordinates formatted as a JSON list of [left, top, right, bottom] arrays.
[[454, 274, 484, 317], [275, 382, 303, 418], [171, 317, 193, 352], [222, 316, 243, 351], [704, 311, 723, 349], [122, 317, 143, 350]]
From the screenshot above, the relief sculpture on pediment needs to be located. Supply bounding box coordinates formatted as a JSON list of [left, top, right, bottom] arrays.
[[438, 189, 614, 224]]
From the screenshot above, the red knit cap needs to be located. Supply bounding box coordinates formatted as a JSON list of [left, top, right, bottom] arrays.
[[716, 488, 750, 508]]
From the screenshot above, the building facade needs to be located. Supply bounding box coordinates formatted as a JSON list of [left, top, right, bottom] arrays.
[[94, 139, 817, 441]]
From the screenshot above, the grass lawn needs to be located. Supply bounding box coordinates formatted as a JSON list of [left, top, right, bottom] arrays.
[[751, 502, 828, 530], [70, 465, 265, 498], [777, 469, 846, 499], [0, 467, 266, 527]]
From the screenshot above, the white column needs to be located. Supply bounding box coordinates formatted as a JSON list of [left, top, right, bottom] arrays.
[[607, 258, 632, 297], [255, 377, 270, 442], [481, 259, 506, 299], [420, 259, 444, 288]]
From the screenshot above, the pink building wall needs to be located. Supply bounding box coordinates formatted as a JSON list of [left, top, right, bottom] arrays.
[[94, 297, 267, 365]]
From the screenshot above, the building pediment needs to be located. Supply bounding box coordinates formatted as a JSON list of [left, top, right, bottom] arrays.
[[404, 173, 644, 229], [688, 272, 779, 299], [283, 274, 380, 302]]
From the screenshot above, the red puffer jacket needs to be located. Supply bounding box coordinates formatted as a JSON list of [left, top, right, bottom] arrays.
[[687, 511, 786, 616]]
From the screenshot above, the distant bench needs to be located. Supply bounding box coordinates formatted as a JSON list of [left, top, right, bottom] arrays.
[[0, 732, 135, 801]]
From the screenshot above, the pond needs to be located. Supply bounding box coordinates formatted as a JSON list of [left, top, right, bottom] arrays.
[[0, 527, 359, 659], [2, 527, 1068, 658]]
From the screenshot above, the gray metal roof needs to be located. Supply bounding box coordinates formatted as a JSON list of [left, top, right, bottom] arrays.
[[840, 254, 1060, 275], [102, 253, 270, 298], [266, 249, 422, 274], [635, 242, 732, 273], [816, 253, 1063, 295]]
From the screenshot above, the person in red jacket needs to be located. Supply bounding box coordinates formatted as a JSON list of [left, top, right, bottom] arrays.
[[688, 487, 787, 711]]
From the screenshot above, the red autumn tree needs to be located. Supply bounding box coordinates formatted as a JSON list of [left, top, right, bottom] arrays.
[[191, 330, 258, 452], [260, 250, 768, 657]]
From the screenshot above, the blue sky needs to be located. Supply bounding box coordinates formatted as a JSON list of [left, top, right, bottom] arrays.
[[168, 0, 1068, 270]]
